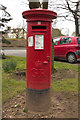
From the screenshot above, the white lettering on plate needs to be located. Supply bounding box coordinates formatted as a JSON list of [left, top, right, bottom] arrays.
[[35, 35, 44, 49]]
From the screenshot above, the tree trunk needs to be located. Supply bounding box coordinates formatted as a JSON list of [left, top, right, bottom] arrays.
[[29, 1, 40, 9], [23, 28, 24, 39], [75, 17, 79, 36], [42, 2, 48, 9], [51, 40, 54, 74]]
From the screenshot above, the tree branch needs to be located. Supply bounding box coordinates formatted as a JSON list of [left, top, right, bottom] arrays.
[[65, 0, 75, 13], [68, 0, 79, 4]]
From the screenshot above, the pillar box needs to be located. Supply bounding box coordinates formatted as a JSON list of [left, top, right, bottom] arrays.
[[22, 8, 57, 91]]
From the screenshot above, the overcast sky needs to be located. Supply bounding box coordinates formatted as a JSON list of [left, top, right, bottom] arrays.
[[1, 0, 75, 36]]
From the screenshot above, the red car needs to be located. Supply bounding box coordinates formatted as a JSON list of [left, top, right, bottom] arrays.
[[53, 36, 80, 63]]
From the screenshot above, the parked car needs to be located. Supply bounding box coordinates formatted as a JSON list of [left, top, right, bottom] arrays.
[[53, 36, 80, 63]]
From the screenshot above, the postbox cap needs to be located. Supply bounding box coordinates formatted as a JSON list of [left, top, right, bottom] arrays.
[[22, 8, 57, 22]]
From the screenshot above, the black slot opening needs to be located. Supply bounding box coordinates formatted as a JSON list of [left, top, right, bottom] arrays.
[[32, 26, 46, 29]]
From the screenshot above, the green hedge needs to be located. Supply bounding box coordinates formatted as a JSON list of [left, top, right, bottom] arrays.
[[5, 38, 25, 41]]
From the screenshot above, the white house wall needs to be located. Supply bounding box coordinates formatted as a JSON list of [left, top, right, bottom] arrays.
[[8, 33, 16, 38]]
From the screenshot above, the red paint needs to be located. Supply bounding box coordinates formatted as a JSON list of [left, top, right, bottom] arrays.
[[53, 36, 80, 62], [22, 8, 57, 90]]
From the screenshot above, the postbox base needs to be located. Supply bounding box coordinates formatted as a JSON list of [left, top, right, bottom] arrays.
[[26, 88, 51, 113]]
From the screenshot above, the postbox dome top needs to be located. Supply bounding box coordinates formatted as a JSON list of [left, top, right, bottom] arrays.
[[22, 8, 57, 21]]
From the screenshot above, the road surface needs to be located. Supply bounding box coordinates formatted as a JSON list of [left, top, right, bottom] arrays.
[[1, 48, 26, 57], [1, 48, 80, 64]]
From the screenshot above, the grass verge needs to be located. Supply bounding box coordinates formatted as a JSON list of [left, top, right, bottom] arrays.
[[2, 56, 26, 70], [52, 61, 78, 94], [2, 56, 26, 103], [1, 56, 79, 103], [54, 61, 79, 72], [51, 78, 78, 94], [2, 72, 26, 103]]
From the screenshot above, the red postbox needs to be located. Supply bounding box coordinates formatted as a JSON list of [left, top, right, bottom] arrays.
[[22, 8, 57, 91]]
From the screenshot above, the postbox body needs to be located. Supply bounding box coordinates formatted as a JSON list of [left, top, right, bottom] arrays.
[[22, 8, 57, 90]]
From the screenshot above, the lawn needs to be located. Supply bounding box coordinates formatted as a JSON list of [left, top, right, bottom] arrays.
[[51, 78, 78, 94], [0, 59, 2, 105], [1, 56, 79, 103], [54, 61, 79, 72], [53, 61, 78, 94], [2, 56, 26, 69], [2, 56, 26, 103]]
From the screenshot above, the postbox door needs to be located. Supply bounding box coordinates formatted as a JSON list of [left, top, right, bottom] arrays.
[[27, 32, 51, 90]]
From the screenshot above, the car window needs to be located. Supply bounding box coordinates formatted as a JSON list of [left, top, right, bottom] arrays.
[[60, 37, 72, 44], [53, 38, 60, 45], [77, 38, 80, 44]]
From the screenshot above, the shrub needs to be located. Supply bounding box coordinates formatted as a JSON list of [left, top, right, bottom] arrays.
[[2, 53, 6, 59], [0, 53, 6, 59], [2, 37, 11, 44], [3, 60, 17, 72]]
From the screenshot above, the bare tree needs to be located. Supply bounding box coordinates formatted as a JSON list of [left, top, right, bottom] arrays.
[[11, 21, 26, 39], [0, 4, 12, 32], [48, 0, 80, 36], [22, 0, 80, 36]]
